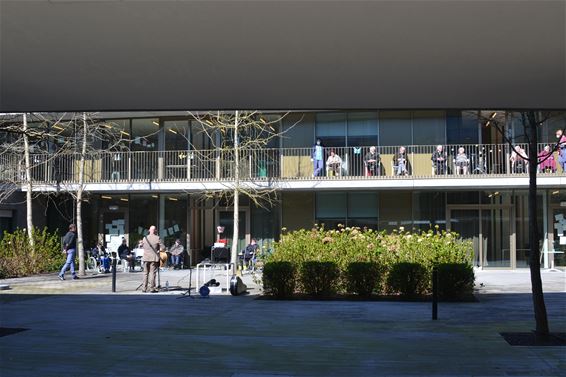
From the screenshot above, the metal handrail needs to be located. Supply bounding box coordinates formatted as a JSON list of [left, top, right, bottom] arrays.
[[1, 143, 563, 185]]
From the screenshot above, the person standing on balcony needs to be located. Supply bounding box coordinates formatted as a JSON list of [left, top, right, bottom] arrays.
[[326, 149, 342, 176], [141, 225, 162, 293], [393, 146, 408, 175], [431, 145, 447, 175], [58, 224, 78, 281], [556, 129, 566, 172], [311, 139, 324, 177], [364, 146, 380, 176]]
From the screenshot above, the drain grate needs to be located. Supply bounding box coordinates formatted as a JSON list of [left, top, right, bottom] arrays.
[[500, 332, 566, 346], [0, 327, 29, 337]]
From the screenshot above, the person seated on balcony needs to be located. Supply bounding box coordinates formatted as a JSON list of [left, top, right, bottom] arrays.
[[454, 147, 469, 175], [326, 149, 342, 177], [393, 146, 408, 176], [537, 145, 557, 173], [311, 138, 325, 177], [364, 146, 380, 176], [556, 129, 566, 171], [510, 146, 528, 174], [431, 145, 447, 175]]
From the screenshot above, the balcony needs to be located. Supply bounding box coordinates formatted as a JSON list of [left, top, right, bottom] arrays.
[[2, 144, 564, 192]]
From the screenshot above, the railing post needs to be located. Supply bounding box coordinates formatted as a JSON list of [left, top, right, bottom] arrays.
[[187, 152, 191, 180], [128, 154, 132, 181], [215, 155, 220, 179], [157, 152, 164, 181]]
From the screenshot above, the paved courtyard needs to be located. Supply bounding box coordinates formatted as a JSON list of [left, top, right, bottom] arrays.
[[0, 268, 565, 376]]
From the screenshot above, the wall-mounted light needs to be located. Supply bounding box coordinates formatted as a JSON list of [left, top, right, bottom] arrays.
[[152, 121, 159, 126], [485, 121, 491, 128], [552, 190, 560, 195], [168, 129, 178, 134], [120, 130, 130, 136], [53, 125, 64, 131], [205, 120, 213, 126], [103, 123, 112, 129], [120, 198, 129, 202], [168, 197, 178, 201], [490, 112, 497, 119], [101, 195, 112, 200], [151, 195, 158, 199]]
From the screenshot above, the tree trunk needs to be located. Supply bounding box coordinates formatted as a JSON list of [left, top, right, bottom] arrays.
[[76, 113, 87, 276], [526, 111, 549, 335], [22, 113, 35, 252], [231, 111, 240, 275]]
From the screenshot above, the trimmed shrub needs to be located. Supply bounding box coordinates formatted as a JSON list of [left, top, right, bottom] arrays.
[[386, 262, 428, 297], [262, 262, 296, 298], [299, 261, 340, 296], [437, 263, 475, 300], [345, 262, 381, 297], [0, 227, 63, 279]]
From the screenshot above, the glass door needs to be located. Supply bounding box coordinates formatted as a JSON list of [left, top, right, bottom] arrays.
[[448, 207, 512, 268], [449, 209, 481, 267], [550, 207, 566, 268]]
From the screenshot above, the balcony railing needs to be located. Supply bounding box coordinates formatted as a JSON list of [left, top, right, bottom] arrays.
[[1, 143, 564, 185]]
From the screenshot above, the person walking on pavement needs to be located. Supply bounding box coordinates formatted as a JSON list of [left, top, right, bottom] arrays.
[[141, 225, 162, 293], [58, 224, 79, 280]]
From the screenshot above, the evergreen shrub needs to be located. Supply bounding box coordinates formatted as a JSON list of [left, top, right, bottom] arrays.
[[436, 263, 475, 300], [262, 261, 296, 298], [386, 262, 428, 297], [299, 261, 340, 296], [345, 262, 381, 297]]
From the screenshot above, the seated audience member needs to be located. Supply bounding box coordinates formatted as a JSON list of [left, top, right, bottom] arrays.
[[98, 243, 111, 273], [538, 145, 557, 173], [240, 238, 259, 270], [325, 149, 342, 176], [393, 146, 408, 175], [510, 146, 528, 173], [117, 238, 135, 272], [169, 239, 185, 269], [431, 145, 447, 175], [364, 146, 380, 176], [454, 147, 469, 175]]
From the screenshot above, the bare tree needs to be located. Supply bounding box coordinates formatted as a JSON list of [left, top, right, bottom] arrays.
[[478, 110, 566, 336], [188, 111, 295, 275]]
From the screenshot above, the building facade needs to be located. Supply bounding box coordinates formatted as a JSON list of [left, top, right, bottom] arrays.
[[1, 110, 565, 269]]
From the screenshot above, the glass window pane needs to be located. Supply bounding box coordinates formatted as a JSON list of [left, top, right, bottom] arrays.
[[316, 113, 346, 148], [412, 111, 446, 146], [132, 118, 159, 151], [316, 192, 347, 218], [347, 112, 378, 147], [164, 120, 189, 150], [412, 192, 446, 230], [348, 192, 377, 218], [447, 110, 478, 144], [379, 111, 411, 146], [378, 191, 412, 231]]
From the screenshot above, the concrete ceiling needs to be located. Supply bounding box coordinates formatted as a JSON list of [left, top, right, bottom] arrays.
[[1, 0, 564, 112]]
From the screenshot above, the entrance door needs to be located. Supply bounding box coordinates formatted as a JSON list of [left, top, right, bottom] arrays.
[[218, 210, 249, 254], [448, 207, 512, 268], [549, 207, 566, 268]]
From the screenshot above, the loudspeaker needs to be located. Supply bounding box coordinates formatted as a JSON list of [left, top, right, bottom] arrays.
[[229, 275, 247, 296]]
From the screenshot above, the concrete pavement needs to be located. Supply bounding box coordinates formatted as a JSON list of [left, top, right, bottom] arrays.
[[0, 268, 565, 376]]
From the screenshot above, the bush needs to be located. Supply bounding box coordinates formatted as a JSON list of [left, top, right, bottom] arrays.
[[436, 263, 475, 300], [0, 227, 63, 279], [262, 262, 296, 298], [345, 262, 381, 297], [386, 262, 428, 297], [299, 261, 340, 296]]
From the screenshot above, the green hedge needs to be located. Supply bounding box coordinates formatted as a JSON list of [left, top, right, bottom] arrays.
[[262, 225, 474, 298], [262, 261, 296, 298], [437, 263, 475, 300], [299, 261, 340, 297], [0, 228, 63, 279], [345, 262, 381, 297], [386, 262, 428, 297]]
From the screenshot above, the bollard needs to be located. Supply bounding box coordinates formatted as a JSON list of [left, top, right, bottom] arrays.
[[432, 266, 438, 320], [112, 258, 117, 292]]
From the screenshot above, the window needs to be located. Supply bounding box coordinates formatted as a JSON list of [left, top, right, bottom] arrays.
[[347, 112, 378, 147], [412, 111, 446, 145], [316, 113, 346, 148], [379, 111, 411, 146]]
